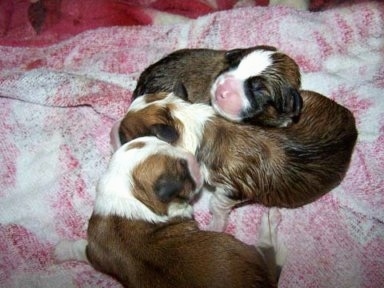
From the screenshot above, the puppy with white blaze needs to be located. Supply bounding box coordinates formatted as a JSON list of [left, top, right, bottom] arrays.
[[112, 48, 358, 231], [55, 137, 282, 288], [114, 86, 357, 232], [130, 46, 302, 129]]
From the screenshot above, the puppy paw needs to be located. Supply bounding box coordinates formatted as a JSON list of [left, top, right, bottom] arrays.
[[268, 208, 287, 268]]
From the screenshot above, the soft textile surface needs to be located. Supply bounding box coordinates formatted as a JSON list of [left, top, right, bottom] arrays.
[[1, 1, 383, 287], [0, 0, 332, 46]]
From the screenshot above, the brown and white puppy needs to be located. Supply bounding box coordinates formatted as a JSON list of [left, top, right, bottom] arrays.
[[131, 46, 302, 129], [114, 89, 357, 231], [55, 136, 279, 288]]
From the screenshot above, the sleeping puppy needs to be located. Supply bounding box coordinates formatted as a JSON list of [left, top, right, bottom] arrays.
[[131, 46, 302, 128], [113, 89, 357, 231], [54, 136, 280, 288]]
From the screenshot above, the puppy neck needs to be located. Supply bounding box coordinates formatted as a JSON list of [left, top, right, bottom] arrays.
[[167, 93, 216, 154]]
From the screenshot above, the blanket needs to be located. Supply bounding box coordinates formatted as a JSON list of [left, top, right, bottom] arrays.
[[1, 1, 383, 287]]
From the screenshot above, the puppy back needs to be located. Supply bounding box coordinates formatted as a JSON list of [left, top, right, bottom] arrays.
[[86, 215, 277, 288], [133, 49, 227, 103]]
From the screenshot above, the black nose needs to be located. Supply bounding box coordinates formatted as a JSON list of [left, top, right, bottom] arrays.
[[119, 130, 128, 145]]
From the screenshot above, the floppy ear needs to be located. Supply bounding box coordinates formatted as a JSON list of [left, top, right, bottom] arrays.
[[269, 84, 303, 119], [225, 48, 247, 68], [150, 124, 179, 143], [155, 177, 184, 203], [173, 81, 189, 101], [281, 86, 303, 119]]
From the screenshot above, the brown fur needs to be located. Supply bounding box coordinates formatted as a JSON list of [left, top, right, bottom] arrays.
[[119, 90, 357, 208], [198, 90, 357, 207], [133, 46, 302, 127], [131, 153, 197, 214], [86, 215, 277, 288], [77, 138, 278, 287]]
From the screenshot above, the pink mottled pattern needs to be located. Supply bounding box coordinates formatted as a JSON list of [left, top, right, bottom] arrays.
[[0, 1, 383, 287]]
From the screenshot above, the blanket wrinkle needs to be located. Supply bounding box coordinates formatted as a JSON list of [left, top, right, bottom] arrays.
[[0, 1, 383, 287]]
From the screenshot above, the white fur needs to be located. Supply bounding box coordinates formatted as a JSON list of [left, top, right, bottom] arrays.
[[168, 202, 194, 218], [257, 208, 287, 268], [170, 96, 215, 154], [211, 50, 274, 118], [230, 50, 274, 81], [130, 93, 215, 154], [94, 136, 201, 223], [206, 187, 243, 232]]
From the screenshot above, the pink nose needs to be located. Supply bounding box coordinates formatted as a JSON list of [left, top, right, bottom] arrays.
[[110, 120, 122, 151], [212, 75, 244, 120]]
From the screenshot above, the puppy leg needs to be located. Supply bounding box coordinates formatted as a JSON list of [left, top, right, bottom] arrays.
[[54, 239, 89, 263], [206, 189, 241, 232], [257, 208, 287, 280]]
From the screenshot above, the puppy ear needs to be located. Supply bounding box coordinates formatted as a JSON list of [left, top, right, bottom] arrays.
[[274, 85, 303, 118], [155, 177, 184, 203], [225, 49, 247, 68], [173, 82, 189, 101], [282, 86, 303, 119], [150, 124, 179, 143]]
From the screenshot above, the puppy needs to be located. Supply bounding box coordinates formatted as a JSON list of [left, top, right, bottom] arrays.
[[114, 88, 357, 231], [131, 46, 302, 128], [55, 136, 280, 288]]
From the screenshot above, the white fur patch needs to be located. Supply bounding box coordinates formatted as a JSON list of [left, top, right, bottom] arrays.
[[168, 202, 194, 219], [94, 136, 201, 223], [127, 94, 151, 112], [230, 50, 274, 80], [169, 97, 215, 154], [131, 93, 215, 154]]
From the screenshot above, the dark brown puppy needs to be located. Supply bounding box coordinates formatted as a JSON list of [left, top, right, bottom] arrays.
[[131, 46, 302, 128], [55, 137, 279, 288], [115, 89, 357, 231]]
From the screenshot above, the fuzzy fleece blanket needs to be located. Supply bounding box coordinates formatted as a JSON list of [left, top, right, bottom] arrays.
[[1, 1, 383, 287]]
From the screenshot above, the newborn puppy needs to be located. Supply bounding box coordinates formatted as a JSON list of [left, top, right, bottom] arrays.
[[54, 137, 279, 288], [114, 89, 357, 231], [132, 46, 302, 128]]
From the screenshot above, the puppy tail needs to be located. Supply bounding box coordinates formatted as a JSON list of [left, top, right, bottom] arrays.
[[54, 239, 89, 263], [256, 208, 287, 283]]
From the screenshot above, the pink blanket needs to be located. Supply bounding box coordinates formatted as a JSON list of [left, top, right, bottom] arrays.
[[1, 1, 383, 287]]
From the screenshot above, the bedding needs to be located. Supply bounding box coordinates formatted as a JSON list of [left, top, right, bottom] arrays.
[[0, 1, 383, 287]]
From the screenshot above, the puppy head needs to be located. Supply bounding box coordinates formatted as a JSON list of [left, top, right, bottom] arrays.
[[211, 46, 302, 127], [114, 92, 182, 149], [95, 136, 203, 222], [112, 91, 214, 153]]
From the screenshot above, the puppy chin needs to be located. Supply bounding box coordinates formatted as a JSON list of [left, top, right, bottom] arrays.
[[211, 101, 241, 122], [110, 120, 122, 151]]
